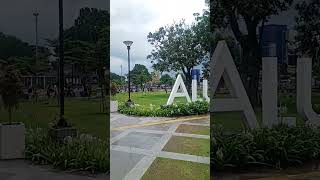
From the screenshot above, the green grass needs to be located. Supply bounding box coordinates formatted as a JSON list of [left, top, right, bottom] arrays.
[[211, 94, 320, 131], [141, 157, 209, 180], [0, 98, 108, 140], [175, 124, 210, 135], [163, 136, 210, 157], [111, 91, 188, 107]]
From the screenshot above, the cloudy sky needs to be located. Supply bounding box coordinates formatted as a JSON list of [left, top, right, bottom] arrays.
[[110, 0, 207, 75], [0, 0, 108, 45]]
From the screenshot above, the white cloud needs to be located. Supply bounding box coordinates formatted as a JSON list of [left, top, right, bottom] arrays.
[[110, 0, 207, 75]]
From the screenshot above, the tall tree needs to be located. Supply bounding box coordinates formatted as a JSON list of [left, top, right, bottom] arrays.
[[147, 19, 207, 91], [295, 0, 320, 58], [130, 64, 151, 92], [211, 0, 293, 105], [0, 32, 33, 59], [296, 0, 320, 88], [160, 74, 174, 94], [0, 60, 23, 123], [111, 72, 125, 86], [47, 7, 109, 99]]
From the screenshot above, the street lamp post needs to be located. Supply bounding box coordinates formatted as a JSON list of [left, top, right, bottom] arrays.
[[33, 12, 39, 101], [58, 0, 66, 126], [123, 41, 133, 105], [33, 12, 39, 68]]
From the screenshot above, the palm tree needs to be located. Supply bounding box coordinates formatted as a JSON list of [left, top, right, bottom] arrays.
[[0, 60, 23, 123]]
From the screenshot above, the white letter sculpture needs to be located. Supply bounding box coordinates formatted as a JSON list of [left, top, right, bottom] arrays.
[[166, 74, 191, 105], [210, 41, 259, 129], [203, 80, 210, 102], [192, 79, 197, 101], [297, 58, 320, 126], [262, 57, 278, 128]]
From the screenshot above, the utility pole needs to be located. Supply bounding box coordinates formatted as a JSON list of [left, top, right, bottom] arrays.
[[58, 0, 66, 125], [33, 12, 39, 66], [120, 64, 123, 91], [33, 12, 39, 102]]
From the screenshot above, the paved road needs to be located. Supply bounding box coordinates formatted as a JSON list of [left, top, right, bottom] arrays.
[[0, 160, 109, 180], [110, 113, 210, 180]]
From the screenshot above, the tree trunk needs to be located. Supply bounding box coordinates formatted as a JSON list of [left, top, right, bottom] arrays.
[[8, 108, 12, 123], [239, 36, 261, 107], [229, 13, 262, 107]]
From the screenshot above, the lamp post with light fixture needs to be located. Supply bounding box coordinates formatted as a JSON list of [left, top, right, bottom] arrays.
[[123, 40, 133, 105]]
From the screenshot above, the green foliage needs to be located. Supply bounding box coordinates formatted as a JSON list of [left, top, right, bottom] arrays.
[[0, 32, 33, 59], [48, 7, 109, 88], [160, 74, 174, 86], [211, 0, 293, 105], [295, 0, 320, 57], [111, 72, 125, 86], [119, 101, 208, 117], [110, 82, 118, 96], [0, 61, 23, 122], [130, 64, 151, 91], [147, 18, 209, 90], [212, 125, 320, 171], [26, 128, 109, 173]]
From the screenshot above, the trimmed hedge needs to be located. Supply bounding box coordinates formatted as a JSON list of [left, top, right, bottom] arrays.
[[118, 100, 209, 117]]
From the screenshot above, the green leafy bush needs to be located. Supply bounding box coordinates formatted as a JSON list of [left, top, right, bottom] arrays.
[[212, 124, 320, 171], [118, 100, 208, 117], [26, 128, 109, 174]]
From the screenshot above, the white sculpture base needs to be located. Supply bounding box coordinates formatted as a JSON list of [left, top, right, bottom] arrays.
[[279, 117, 296, 127], [110, 101, 118, 113]]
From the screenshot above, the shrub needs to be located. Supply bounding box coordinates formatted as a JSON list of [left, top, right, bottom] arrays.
[[110, 82, 118, 96], [0, 61, 23, 123], [118, 100, 209, 117], [25, 128, 109, 174], [212, 124, 320, 171]]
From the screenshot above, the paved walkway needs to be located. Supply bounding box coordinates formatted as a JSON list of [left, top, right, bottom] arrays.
[[0, 160, 109, 180], [110, 113, 210, 180]]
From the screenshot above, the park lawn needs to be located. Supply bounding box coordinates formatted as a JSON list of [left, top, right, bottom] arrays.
[[175, 124, 210, 135], [0, 98, 108, 140], [163, 136, 210, 157], [111, 91, 188, 108], [211, 95, 320, 131], [141, 157, 209, 180]]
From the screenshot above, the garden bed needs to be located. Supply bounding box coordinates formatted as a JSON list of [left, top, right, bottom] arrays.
[[118, 100, 209, 117], [212, 124, 320, 172], [25, 128, 109, 174]]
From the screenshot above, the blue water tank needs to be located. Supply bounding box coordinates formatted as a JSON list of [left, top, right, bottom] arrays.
[[191, 69, 200, 82], [260, 25, 288, 64]]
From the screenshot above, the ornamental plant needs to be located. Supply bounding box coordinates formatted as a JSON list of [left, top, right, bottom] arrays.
[[118, 100, 209, 117], [0, 60, 23, 123]]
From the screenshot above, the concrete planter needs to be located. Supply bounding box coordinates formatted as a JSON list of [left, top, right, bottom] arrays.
[[280, 117, 296, 127], [110, 101, 118, 112], [49, 126, 78, 142], [0, 122, 25, 159]]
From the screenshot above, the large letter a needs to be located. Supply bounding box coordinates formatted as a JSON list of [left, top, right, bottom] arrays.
[[210, 41, 259, 129]]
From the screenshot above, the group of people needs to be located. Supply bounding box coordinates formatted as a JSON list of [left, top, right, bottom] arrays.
[[25, 84, 93, 101]]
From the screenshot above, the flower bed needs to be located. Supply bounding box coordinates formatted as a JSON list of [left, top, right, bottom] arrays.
[[118, 100, 209, 117]]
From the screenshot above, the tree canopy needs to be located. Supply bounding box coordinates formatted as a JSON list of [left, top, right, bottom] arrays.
[[295, 0, 320, 58], [147, 14, 209, 90], [111, 72, 125, 86], [210, 0, 293, 105], [0, 32, 33, 59], [130, 64, 151, 92]]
